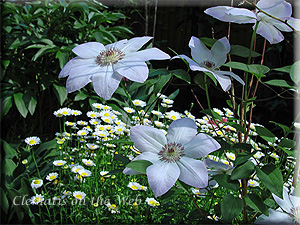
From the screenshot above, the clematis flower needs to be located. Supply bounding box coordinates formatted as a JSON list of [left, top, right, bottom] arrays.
[[255, 187, 300, 224], [174, 36, 244, 91], [123, 118, 221, 197], [59, 36, 170, 100], [204, 0, 300, 44]]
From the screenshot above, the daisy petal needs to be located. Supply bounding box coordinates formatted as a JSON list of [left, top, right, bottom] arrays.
[[256, 21, 284, 44], [255, 209, 293, 224], [72, 42, 105, 58], [204, 6, 257, 24], [128, 48, 170, 61], [120, 36, 153, 54], [189, 36, 211, 63], [178, 157, 208, 188], [130, 125, 167, 153], [146, 161, 180, 197], [115, 59, 148, 83], [167, 118, 197, 145], [184, 133, 220, 159], [92, 67, 123, 100]]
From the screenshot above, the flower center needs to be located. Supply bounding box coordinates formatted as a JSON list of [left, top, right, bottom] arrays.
[[158, 142, 185, 162], [291, 206, 300, 224], [201, 60, 215, 69], [96, 48, 125, 66]]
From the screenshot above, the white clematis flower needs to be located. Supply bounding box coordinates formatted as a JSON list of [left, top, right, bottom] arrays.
[[204, 0, 300, 44], [174, 36, 244, 91], [59, 36, 170, 100], [123, 118, 221, 197], [255, 187, 300, 224]]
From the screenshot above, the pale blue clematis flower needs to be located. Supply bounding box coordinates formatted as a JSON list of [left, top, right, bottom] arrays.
[[123, 118, 221, 197], [174, 36, 244, 92], [59, 36, 170, 100], [205, 0, 300, 44], [255, 187, 300, 224]]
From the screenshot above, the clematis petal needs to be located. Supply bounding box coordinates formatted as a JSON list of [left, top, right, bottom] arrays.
[[59, 57, 96, 78], [211, 37, 230, 68], [146, 161, 180, 197], [167, 118, 197, 145], [184, 133, 220, 159], [257, 0, 292, 19], [130, 125, 167, 153], [172, 55, 204, 71], [204, 6, 257, 24], [255, 208, 293, 224], [123, 152, 160, 175], [272, 187, 293, 213], [189, 36, 211, 63], [66, 74, 92, 93], [288, 17, 300, 31], [211, 71, 232, 91], [119, 36, 153, 54], [115, 58, 148, 83], [105, 39, 128, 51], [128, 48, 170, 61], [92, 67, 123, 100], [256, 21, 285, 44], [72, 42, 105, 58], [217, 70, 245, 86], [177, 157, 208, 188]]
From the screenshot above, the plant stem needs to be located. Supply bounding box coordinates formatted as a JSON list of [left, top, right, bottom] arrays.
[[204, 74, 211, 109], [120, 81, 143, 123]]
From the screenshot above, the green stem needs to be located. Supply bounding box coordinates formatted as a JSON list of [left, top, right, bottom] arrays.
[[204, 74, 211, 109], [120, 81, 143, 123]]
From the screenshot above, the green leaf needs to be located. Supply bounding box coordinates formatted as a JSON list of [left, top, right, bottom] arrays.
[[230, 45, 260, 58], [172, 69, 191, 84], [234, 152, 255, 166], [256, 165, 283, 198], [125, 160, 152, 174], [168, 89, 180, 100], [290, 61, 300, 84], [264, 79, 296, 89], [53, 84, 67, 106], [224, 62, 269, 79], [2, 158, 17, 176], [278, 138, 296, 149], [199, 37, 216, 47], [0, 187, 9, 214], [221, 194, 243, 223], [255, 126, 276, 143], [114, 154, 130, 164], [74, 91, 88, 101], [244, 194, 269, 216], [273, 65, 291, 74], [13, 93, 28, 118], [55, 51, 69, 69], [213, 174, 240, 191], [28, 96, 37, 116], [153, 73, 172, 93], [270, 121, 290, 134], [35, 139, 57, 156], [204, 72, 218, 86], [1, 95, 13, 116], [231, 160, 255, 180], [226, 122, 245, 133], [232, 143, 253, 152], [2, 140, 17, 159]]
